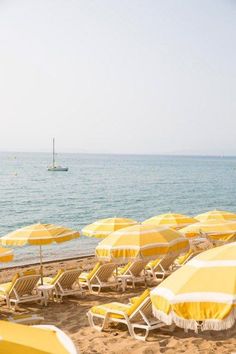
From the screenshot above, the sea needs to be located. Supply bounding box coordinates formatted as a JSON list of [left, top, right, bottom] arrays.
[[0, 152, 236, 266]]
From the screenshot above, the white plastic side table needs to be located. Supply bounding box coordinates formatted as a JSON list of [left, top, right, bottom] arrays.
[[37, 284, 55, 306]]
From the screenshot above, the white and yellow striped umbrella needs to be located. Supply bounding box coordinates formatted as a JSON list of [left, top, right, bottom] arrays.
[[151, 242, 236, 332], [96, 224, 189, 263], [0, 321, 77, 354], [0, 223, 80, 283], [180, 220, 236, 242], [195, 209, 236, 222], [143, 213, 197, 230], [82, 217, 137, 238], [0, 247, 14, 263], [0, 223, 80, 246]]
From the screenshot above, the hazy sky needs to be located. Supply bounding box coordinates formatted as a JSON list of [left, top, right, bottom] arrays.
[[1, 0, 236, 155]]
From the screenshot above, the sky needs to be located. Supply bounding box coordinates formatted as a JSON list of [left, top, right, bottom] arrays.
[[0, 0, 236, 155]]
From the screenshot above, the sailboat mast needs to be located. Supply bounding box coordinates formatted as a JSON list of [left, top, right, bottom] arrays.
[[53, 138, 55, 167]]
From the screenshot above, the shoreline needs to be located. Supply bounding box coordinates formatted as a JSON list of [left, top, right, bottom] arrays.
[[1, 253, 95, 271]]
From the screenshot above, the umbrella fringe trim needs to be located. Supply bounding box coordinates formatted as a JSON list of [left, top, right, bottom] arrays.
[[96, 249, 189, 263], [152, 307, 236, 332], [201, 308, 236, 331]]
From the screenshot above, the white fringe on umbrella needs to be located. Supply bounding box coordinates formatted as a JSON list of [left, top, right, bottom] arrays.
[[152, 306, 236, 333], [201, 308, 236, 331]]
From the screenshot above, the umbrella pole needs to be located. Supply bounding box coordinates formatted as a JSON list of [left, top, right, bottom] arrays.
[[39, 245, 43, 285]]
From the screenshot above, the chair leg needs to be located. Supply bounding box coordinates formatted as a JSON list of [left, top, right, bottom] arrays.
[[87, 312, 109, 332], [6, 296, 10, 309], [131, 325, 149, 341]]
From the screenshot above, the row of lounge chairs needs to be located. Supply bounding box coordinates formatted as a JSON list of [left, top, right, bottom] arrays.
[[0, 250, 200, 343], [0, 250, 199, 310]]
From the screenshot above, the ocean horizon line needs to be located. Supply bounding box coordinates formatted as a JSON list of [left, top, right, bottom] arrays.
[[0, 150, 236, 158]]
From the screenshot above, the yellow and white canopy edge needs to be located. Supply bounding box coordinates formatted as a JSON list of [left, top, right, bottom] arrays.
[[1, 223, 80, 246], [82, 217, 137, 238], [151, 242, 236, 332], [0, 321, 77, 354], [0, 247, 13, 263], [143, 213, 197, 230], [195, 209, 236, 222], [96, 224, 189, 263], [180, 220, 236, 242]]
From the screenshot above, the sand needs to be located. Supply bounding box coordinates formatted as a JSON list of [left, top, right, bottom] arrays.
[[1, 257, 236, 354]]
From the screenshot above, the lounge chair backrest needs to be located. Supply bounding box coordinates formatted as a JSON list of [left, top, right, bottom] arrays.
[[57, 269, 82, 289], [91, 263, 116, 282], [126, 260, 147, 276], [130, 296, 153, 322], [155, 253, 178, 272], [10, 275, 40, 298]]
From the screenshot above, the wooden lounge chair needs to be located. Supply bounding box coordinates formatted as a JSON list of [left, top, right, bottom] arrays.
[[116, 260, 148, 290], [0, 270, 42, 309], [146, 253, 178, 282], [79, 263, 119, 294], [43, 268, 83, 301], [87, 289, 165, 341]]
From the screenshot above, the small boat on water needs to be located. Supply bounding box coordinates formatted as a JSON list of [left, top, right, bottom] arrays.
[[47, 138, 68, 172]]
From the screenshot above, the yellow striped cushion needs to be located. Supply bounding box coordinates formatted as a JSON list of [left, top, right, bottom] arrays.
[[50, 269, 64, 285], [0, 282, 13, 295], [176, 249, 193, 265], [79, 263, 101, 281], [117, 262, 131, 275], [126, 289, 150, 316], [129, 296, 138, 304], [4, 274, 20, 295], [146, 258, 161, 269], [87, 262, 101, 280], [91, 302, 131, 319]]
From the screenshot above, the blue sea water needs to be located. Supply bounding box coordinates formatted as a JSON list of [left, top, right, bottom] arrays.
[[0, 152, 236, 266]]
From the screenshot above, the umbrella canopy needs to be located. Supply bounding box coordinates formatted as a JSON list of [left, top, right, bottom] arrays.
[[0, 320, 76, 354], [0, 247, 13, 262], [0, 223, 80, 283], [0, 223, 80, 246], [96, 224, 189, 263], [180, 220, 236, 242], [195, 209, 236, 222], [143, 213, 197, 230], [151, 242, 236, 332], [82, 217, 137, 238]]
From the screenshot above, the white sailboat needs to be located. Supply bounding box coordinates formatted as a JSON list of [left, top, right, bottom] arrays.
[[47, 138, 68, 171]]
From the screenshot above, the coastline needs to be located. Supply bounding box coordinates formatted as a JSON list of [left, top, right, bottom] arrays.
[[1, 253, 95, 270]]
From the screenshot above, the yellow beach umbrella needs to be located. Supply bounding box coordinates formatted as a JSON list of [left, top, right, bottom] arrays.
[[0, 247, 14, 263], [151, 242, 236, 332], [0, 321, 77, 354], [195, 209, 236, 222], [180, 220, 236, 242], [82, 217, 137, 238], [0, 223, 80, 283], [143, 213, 197, 230], [96, 224, 189, 263]]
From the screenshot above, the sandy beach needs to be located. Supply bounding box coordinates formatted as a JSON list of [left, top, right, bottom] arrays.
[[0, 256, 235, 354]]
